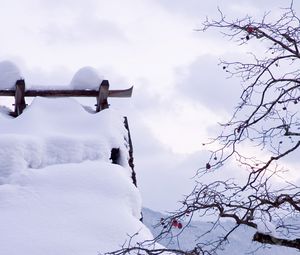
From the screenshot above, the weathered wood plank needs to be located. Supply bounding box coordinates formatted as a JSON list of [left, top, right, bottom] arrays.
[[0, 90, 15, 96], [25, 90, 98, 97], [108, 86, 133, 97], [0, 87, 133, 98]]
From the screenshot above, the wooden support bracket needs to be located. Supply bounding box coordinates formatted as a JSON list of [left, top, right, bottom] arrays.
[[14, 79, 26, 116], [96, 80, 110, 112]]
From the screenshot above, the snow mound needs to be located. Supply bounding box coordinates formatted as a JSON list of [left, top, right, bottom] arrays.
[[1, 161, 153, 255], [70, 66, 104, 90], [0, 97, 129, 181], [0, 60, 22, 89], [0, 97, 155, 254]]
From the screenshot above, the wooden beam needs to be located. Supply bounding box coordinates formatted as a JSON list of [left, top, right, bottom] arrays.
[[24, 90, 98, 97], [0, 79, 133, 114], [108, 86, 133, 97], [0, 86, 133, 98], [0, 90, 14, 96]]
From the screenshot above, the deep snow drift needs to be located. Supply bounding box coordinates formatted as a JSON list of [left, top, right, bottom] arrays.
[[0, 96, 154, 255]]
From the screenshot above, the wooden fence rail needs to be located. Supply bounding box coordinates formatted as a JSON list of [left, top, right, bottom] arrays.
[[0, 79, 133, 116]]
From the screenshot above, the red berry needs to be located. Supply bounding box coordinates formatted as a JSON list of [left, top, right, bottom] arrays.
[[247, 26, 254, 33], [178, 223, 183, 229], [172, 219, 178, 227]]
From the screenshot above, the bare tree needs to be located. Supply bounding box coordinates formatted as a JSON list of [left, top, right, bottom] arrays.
[[106, 3, 300, 255]]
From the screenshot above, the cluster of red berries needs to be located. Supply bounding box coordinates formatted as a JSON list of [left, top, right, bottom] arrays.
[[246, 26, 254, 34], [172, 219, 183, 229], [160, 218, 183, 229], [245, 26, 255, 40]]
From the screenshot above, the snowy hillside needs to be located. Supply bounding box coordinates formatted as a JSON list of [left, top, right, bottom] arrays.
[[0, 91, 154, 254], [142, 208, 296, 255]]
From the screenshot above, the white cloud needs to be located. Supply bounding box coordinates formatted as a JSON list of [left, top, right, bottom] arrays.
[[143, 99, 222, 154]]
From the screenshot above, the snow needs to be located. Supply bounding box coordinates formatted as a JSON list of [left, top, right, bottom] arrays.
[[255, 220, 277, 236], [0, 62, 104, 90], [0, 96, 154, 254], [70, 66, 104, 90], [1, 162, 152, 255], [0, 61, 22, 89], [0, 97, 129, 181]]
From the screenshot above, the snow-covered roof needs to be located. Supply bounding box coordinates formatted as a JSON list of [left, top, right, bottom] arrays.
[[0, 63, 153, 254]]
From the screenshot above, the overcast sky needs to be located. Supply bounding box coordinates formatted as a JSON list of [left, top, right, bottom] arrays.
[[1, 0, 299, 212]]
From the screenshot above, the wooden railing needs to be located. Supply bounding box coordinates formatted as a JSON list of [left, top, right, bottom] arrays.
[[0, 79, 133, 116]]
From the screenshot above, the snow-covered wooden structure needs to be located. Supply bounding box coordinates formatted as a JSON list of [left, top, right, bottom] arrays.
[[0, 95, 154, 254], [0, 62, 159, 254], [0, 78, 137, 186], [0, 79, 133, 116]]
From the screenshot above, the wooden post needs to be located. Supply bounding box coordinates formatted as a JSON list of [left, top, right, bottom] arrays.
[[14, 79, 26, 116], [124, 116, 137, 187], [96, 80, 109, 112]]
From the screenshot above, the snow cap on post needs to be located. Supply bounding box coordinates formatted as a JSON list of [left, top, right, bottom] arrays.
[[0, 61, 22, 90], [70, 66, 104, 90]]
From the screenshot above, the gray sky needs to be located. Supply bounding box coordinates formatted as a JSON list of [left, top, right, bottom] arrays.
[[1, 0, 299, 212]]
